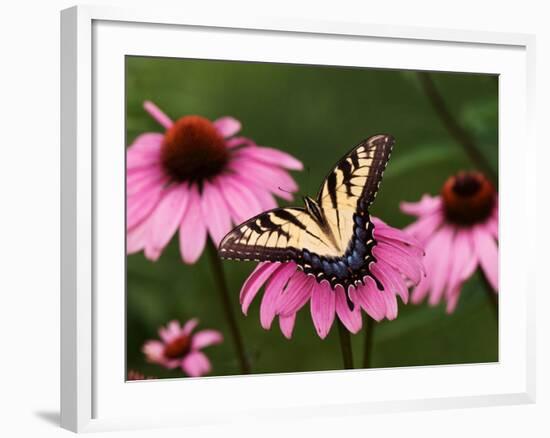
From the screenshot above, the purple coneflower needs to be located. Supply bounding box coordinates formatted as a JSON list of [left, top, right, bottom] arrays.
[[127, 370, 156, 381], [143, 319, 223, 377], [239, 217, 425, 340], [401, 171, 498, 313], [127, 101, 302, 263]]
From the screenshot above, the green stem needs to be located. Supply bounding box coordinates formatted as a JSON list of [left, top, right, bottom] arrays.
[[206, 239, 251, 374], [416, 72, 498, 184], [362, 315, 375, 368], [336, 319, 354, 369], [479, 268, 499, 320]]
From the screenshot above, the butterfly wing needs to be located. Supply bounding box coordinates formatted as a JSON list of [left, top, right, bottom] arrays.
[[218, 207, 342, 263], [317, 134, 394, 251], [219, 134, 394, 293]]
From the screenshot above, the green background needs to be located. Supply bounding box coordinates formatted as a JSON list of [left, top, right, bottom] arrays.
[[126, 56, 498, 378]]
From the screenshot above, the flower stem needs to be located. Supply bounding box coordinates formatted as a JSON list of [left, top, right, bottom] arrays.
[[416, 72, 498, 184], [362, 315, 375, 368], [206, 239, 251, 374], [336, 319, 354, 369], [479, 268, 499, 320]]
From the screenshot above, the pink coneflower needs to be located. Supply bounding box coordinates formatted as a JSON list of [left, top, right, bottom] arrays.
[[239, 217, 425, 339], [142, 319, 223, 377], [401, 171, 498, 313], [127, 369, 156, 381], [127, 101, 302, 263]]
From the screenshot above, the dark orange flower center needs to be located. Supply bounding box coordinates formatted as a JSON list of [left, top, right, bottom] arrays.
[[161, 115, 229, 183], [441, 171, 496, 225], [163, 334, 191, 359]]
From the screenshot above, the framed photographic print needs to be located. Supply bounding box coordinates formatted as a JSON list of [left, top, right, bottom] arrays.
[[61, 5, 536, 433]]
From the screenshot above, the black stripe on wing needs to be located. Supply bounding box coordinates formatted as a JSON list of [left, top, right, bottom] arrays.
[[358, 134, 394, 209], [319, 134, 394, 211], [218, 207, 308, 263]]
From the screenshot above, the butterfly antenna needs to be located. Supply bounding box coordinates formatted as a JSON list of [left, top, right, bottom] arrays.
[[277, 166, 311, 198], [277, 186, 293, 195]]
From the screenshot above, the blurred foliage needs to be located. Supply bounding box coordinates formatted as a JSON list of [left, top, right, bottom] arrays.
[[126, 56, 498, 378]]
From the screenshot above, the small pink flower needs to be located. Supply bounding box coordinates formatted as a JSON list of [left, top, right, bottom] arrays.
[[127, 101, 302, 263], [127, 369, 156, 381], [239, 217, 424, 339], [401, 171, 498, 313], [142, 319, 223, 377]]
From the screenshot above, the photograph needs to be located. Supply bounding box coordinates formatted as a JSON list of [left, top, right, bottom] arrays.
[[125, 56, 499, 379]]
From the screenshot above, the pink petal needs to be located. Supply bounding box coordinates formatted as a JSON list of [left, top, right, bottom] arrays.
[[126, 163, 164, 182], [246, 182, 278, 210], [373, 217, 424, 251], [426, 226, 455, 306], [143, 101, 173, 129], [411, 275, 430, 304], [373, 242, 424, 285], [159, 327, 175, 344], [447, 229, 474, 290], [277, 274, 314, 316], [148, 184, 190, 255], [279, 314, 296, 339], [191, 330, 223, 350], [126, 216, 150, 254], [179, 184, 208, 264], [403, 211, 445, 244], [235, 146, 303, 170], [181, 351, 211, 377], [446, 247, 479, 314], [182, 318, 199, 336], [446, 292, 460, 314], [214, 116, 241, 138], [158, 330, 172, 343], [400, 195, 442, 217], [335, 286, 362, 333], [201, 180, 233, 245], [240, 262, 281, 314], [445, 229, 475, 302], [126, 165, 167, 198], [230, 158, 298, 201], [161, 358, 181, 369], [126, 133, 164, 170], [217, 175, 264, 224], [127, 212, 153, 254], [473, 226, 499, 291], [260, 263, 297, 329], [144, 241, 162, 261], [225, 136, 256, 149], [127, 132, 165, 153], [371, 263, 409, 304], [375, 235, 424, 259], [378, 285, 398, 320], [142, 340, 165, 363], [350, 278, 386, 322], [167, 320, 183, 337], [127, 183, 163, 230], [411, 225, 453, 304], [310, 281, 336, 339], [485, 215, 498, 240]]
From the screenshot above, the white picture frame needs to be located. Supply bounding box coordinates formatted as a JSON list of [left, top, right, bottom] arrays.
[[60, 4, 536, 433]]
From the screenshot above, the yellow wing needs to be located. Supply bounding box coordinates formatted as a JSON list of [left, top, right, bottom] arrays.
[[218, 207, 342, 263], [317, 134, 394, 253]]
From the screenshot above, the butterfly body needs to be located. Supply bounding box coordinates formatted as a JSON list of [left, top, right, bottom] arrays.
[[297, 209, 380, 290], [219, 134, 394, 300]]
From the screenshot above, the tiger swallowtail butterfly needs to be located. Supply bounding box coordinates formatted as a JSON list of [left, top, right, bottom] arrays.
[[219, 134, 394, 304]]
